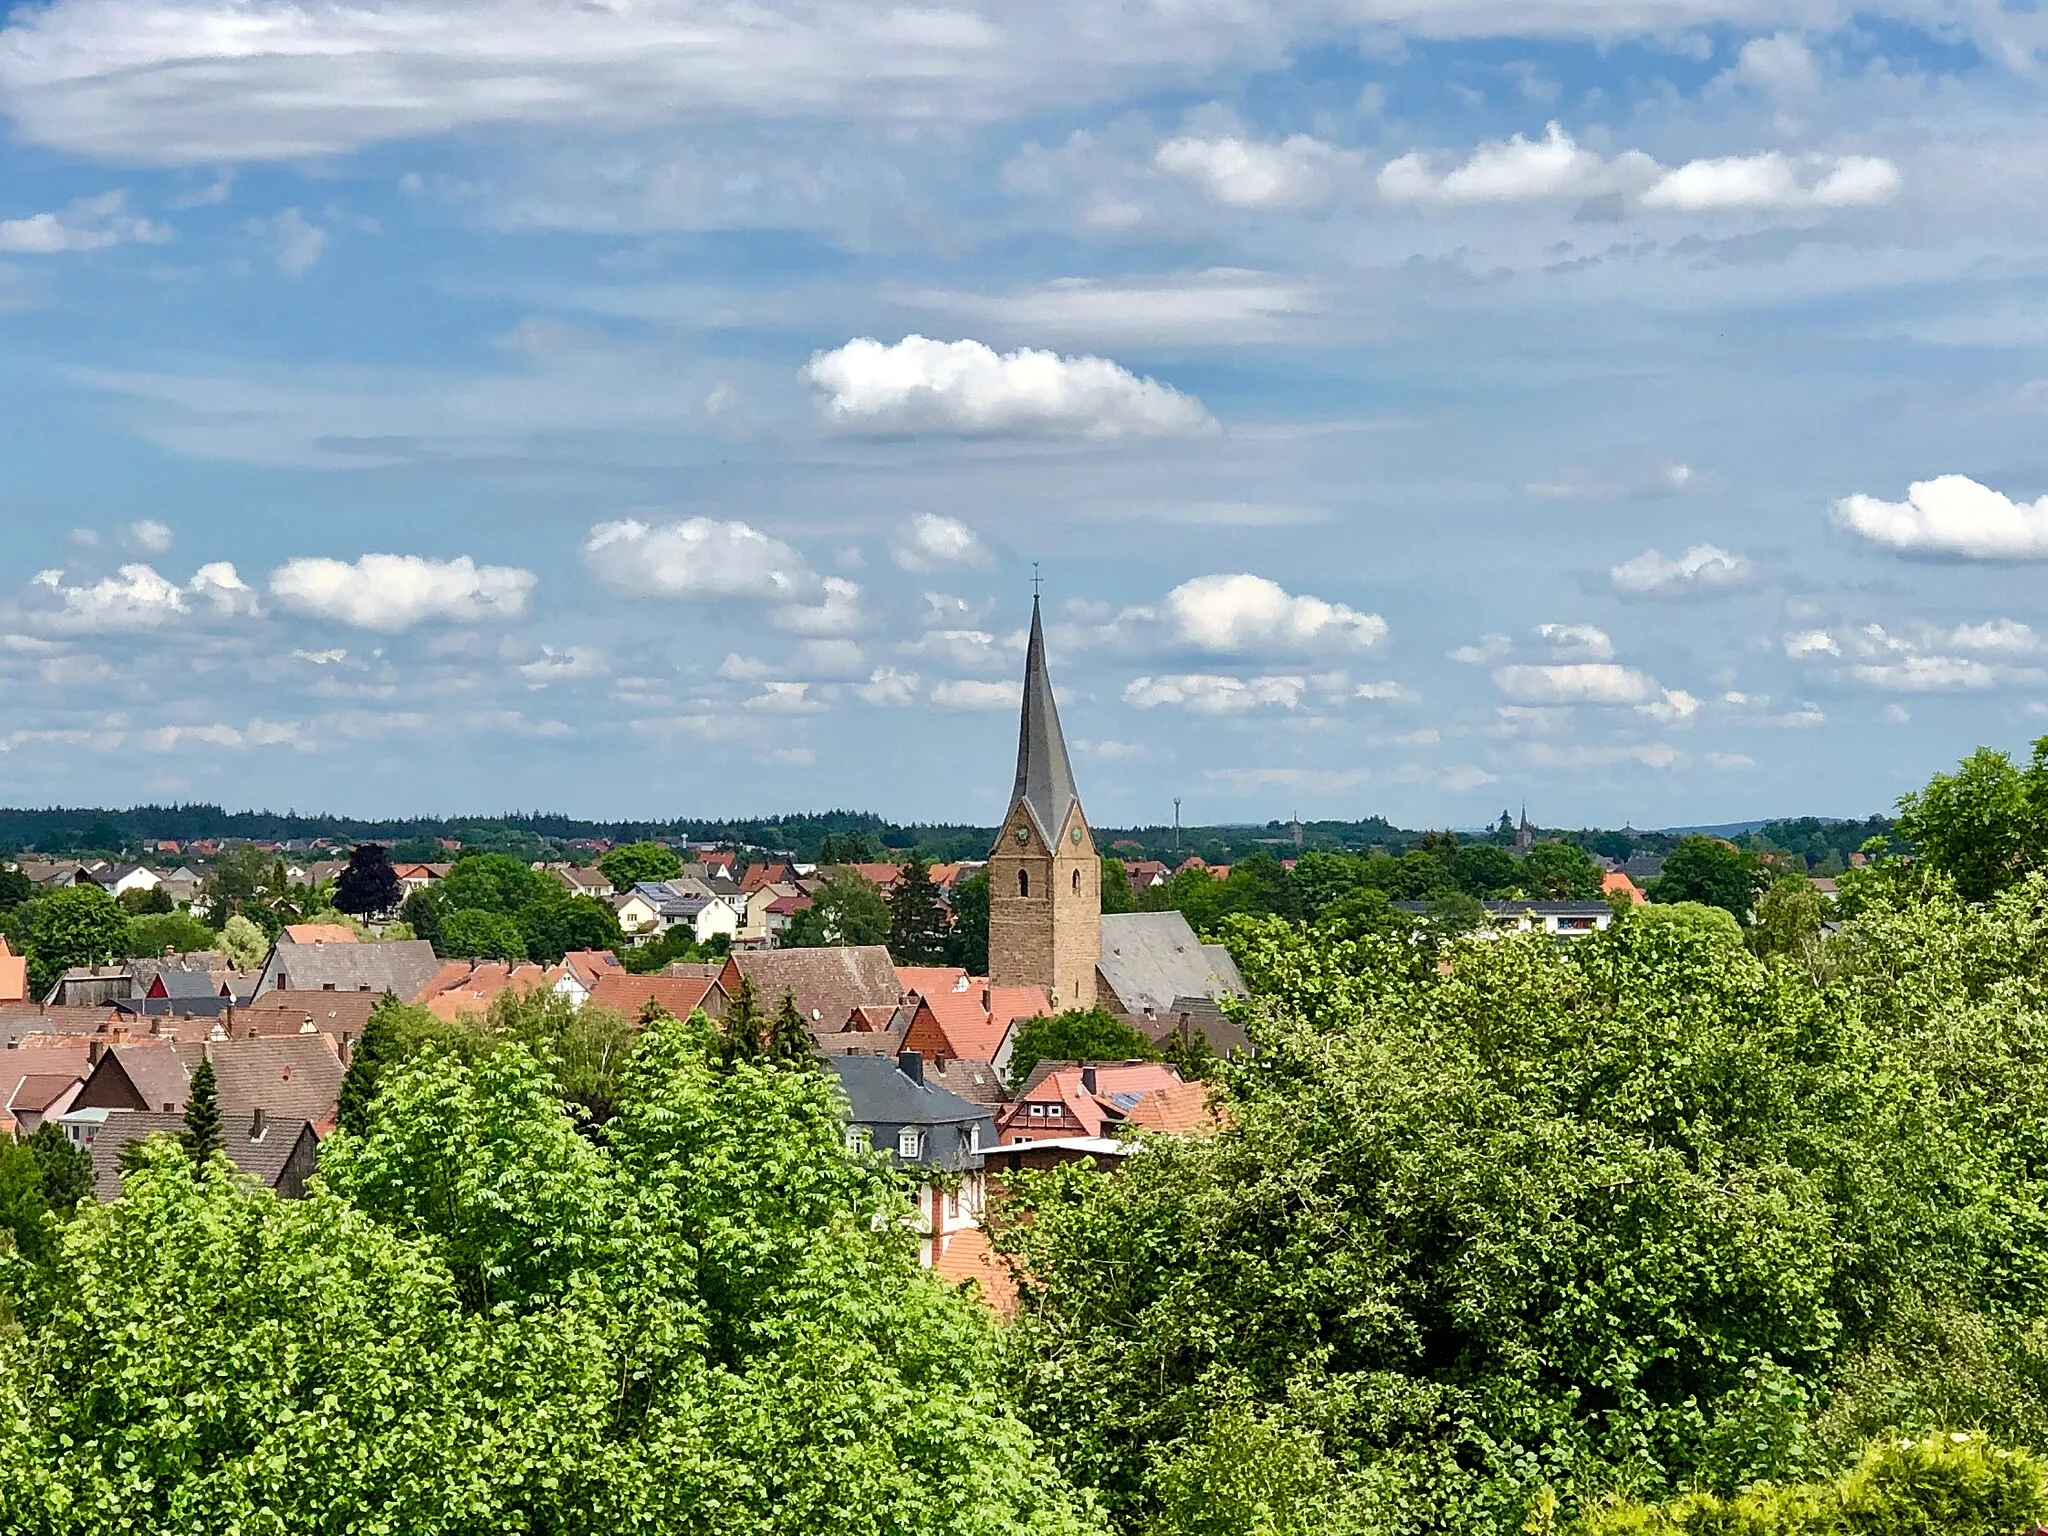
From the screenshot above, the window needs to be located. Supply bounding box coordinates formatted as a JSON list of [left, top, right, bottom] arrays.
[[1047, 1104, 1063, 1120], [1018, 869, 1029, 897], [845, 1126, 872, 1153], [947, 1189, 960, 1220], [969, 1122, 981, 1153], [1072, 868, 1080, 893], [897, 1127, 922, 1159], [1029, 1103, 1045, 1118]]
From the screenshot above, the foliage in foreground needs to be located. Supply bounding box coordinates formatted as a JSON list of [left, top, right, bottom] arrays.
[[0, 1011, 1094, 1536], [1001, 883, 2048, 1536], [1561, 1433, 2046, 1535]]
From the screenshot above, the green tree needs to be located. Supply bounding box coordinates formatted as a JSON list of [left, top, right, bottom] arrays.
[[332, 843, 403, 918], [1649, 836, 1767, 919], [180, 1056, 223, 1166], [769, 988, 813, 1064], [781, 873, 890, 948], [0, 1134, 53, 1262], [1749, 873, 1829, 963], [1518, 840, 1605, 898], [438, 909, 528, 961], [516, 893, 623, 964], [1450, 843, 1518, 897], [399, 886, 448, 951], [599, 841, 682, 893], [440, 853, 551, 915], [1894, 738, 2048, 902], [121, 911, 218, 958], [19, 884, 128, 997], [886, 854, 949, 965], [1006, 1008, 1158, 1093], [720, 974, 764, 1063], [0, 865, 31, 912], [117, 885, 174, 915], [26, 1122, 92, 1214], [335, 995, 402, 1138], [1099, 858, 1135, 915], [945, 868, 990, 973], [219, 912, 269, 969]]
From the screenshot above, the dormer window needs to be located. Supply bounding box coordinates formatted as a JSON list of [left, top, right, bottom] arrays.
[[897, 1128, 923, 1159]]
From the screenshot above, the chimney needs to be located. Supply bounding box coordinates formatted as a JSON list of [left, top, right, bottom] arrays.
[[897, 1050, 924, 1085], [1081, 1064, 1097, 1095], [87, 1039, 106, 1065], [250, 1106, 266, 1141]]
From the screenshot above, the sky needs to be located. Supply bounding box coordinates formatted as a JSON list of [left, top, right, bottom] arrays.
[[2, 0, 2048, 829]]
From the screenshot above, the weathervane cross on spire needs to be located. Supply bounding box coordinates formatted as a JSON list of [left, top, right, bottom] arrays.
[[1031, 561, 1043, 599]]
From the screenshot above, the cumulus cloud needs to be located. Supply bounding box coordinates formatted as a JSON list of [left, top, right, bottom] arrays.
[[855, 667, 919, 706], [28, 560, 254, 631], [123, 519, 173, 553], [1379, 121, 1898, 214], [931, 679, 1018, 709], [1162, 573, 1385, 656], [518, 645, 608, 682], [1535, 622, 1614, 660], [1356, 680, 1418, 701], [1638, 688, 1702, 721], [1784, 620, 2025, 691], [1611, 543, 1755, 595], [904, 628, 1012, 672], [1450, 633, 1513, 664], [742, 681, 822, 713], [269, 553, 535, 631], [1123, 673, 1306, 712], [582, 517, 816, 600], [892, 513, 990, 572], [0, 190, 170, 253], [801, 335, 1214, 439], [1640, 152, 1901, 211], [1154, 132, 1359, 208], [1832, 475, 2048, 559], [773, 576, 863, 636], [1493, 662, 1659, 705]]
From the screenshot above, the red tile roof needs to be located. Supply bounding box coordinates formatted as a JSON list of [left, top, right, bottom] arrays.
[[929, 1226, 1018, 1314], [586, 972, 721, 1022], [998, 1061, 1184, 1141], [1602, 870, 1647, 905], [1121, 1079, 1230, 1137], [281, 924, 359, 945], [0, 938, 25, 1006]]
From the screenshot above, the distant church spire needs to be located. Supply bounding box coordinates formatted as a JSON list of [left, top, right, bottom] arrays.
[[1010, 595, 1081, 841]]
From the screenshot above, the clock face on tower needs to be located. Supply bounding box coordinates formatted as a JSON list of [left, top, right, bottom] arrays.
[[1070, 827, 1082, 844], [1014, 827, 1030, 845]]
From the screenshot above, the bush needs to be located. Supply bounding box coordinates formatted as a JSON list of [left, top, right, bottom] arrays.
[[1564, 1433, 2047, 1535]]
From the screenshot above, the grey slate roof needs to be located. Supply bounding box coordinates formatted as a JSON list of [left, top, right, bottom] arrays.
[[1009, 596, 1081, 842], [1096, 911, 1247, 1016], [253, 939, 442, 1002], [89, 1111, 319, 1201], [827, 1054, 994, 1174]]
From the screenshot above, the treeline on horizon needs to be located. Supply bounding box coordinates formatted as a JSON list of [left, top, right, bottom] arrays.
[[0, 803, 1899, 870]]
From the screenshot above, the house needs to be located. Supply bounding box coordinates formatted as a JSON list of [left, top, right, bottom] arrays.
[[1134, 994, 1254, 1063], [157, 867, 203, 905], [0, 938, 24, 1005], [613, 886, 664, 937], [619, 881, 744, 946], [1122, 860, 1170, 893], [1392, 899, 1617, 938], [86, 1110, 319, 1200], [1095, 911, 1247, 1018], [827, 1051, 996, 1274], [232, 990, 381, 1054], [554, 949, 622, 1008], [1620, 853, 1666, 882], [763, 892, 811, 944], [996, 1060, 1185, 1145], [1602, 870, 1647, 906], [891, 968, 1051, 1077], [586, 971, 730, 1022], [251, 937, 443, 1002], [830, 862, 903, 894], [720, 946, 903, 1035], [552, 865, 612, 900], [419, 961, 560, 1022], [70, 1033, 346, 1134], [281, 923, 358, 946], [1120, 1078, 1229, 1137], [42, 966, 135, 1009], [734, 882, 802, 947], [393, 863, 452, 897], [0, 1042, 90, 1134], [103, 865, 163, 899], [740, 862, 797, 895]]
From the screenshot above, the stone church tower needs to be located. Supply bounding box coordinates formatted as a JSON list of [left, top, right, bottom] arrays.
[[987, 597, 1099, 1009]]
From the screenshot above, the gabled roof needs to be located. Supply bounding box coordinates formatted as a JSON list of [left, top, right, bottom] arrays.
[[1008, 595, 1082, 842], [281, 924, 358, 945], [1096, 911, 1247, 1015], [88, 1111, 317, 1201], [235, 990, 381, 1041], [6, 1071, 84, 1114], [1122, 1079, 1230, 1137], [722, 946, 901, 1026], [586, 972, 722, 1021], [254, 939, 444, 1003]]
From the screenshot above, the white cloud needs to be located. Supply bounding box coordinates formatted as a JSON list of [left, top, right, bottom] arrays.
[[1450, 633, 1513, 664], [1123, 673, 1306, 712], [1379, 121, 1898, 215], [1535, 622, 1614, 660], [1784, 629, 1839, 657], [931, 678, 1018, 709], [1785, 619, 2030, 692], [717, 653, 777, 681], [1638, 688, 1702, 721], [1610, 543, 1755, 595], [904, 628, 1011, 672], [1947, 619, 2042, 653], [855, 666, 919, 706], [1850, 656, 1997, 691], [28, 560, 253, 631], [793, 637, 865, 675], [1356, 680, 1418, 701], [1832, 475, 2048, 559], [1163, 573, 1385, 656], [773, 576, 864, 636], [1881, 704, 1911, 725], [123, 519, 173, 553], [801, 335, 1214, 439], [1707, 750, 1757, 769], [892, 513, 990, 572], [1379, 122, 1628, 204], [1154, 132, 1359, 208], [0, 190, 169, 253], [1493, 663, 1659, 705], [582, 517, 816, 600], [742, 681, 821, 713], [914, 270, 1317, 347], [248, 207, 325, 275], [269, 553, 535, 631], [1640, 152, 1901, 211]]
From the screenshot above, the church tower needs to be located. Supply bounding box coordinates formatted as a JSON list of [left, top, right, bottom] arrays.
[[987, 596, 1099, 1009]]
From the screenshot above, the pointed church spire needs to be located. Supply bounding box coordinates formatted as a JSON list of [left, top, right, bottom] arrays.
[[1011, 595, 1081, 841]]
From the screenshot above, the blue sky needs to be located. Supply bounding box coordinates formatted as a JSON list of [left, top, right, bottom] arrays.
[[2, 0, 2047, 828]]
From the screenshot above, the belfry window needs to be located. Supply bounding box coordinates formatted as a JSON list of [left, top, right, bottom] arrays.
[[1018, 869, 1030, 897], [1072, 869, 1081, 893]]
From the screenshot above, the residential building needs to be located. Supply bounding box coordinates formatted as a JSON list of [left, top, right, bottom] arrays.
[[996, 1060, 1185, 1145], [86, 1110, 319, 1200], [1095, 910, 1246, 1018], [585, 971, 729, 1022], [551, 864, 612, 900], [0, 1042, 90, 1134], [281, 923, 358, 946], [892, 967, 1050, 1077], [251, 937, 443, 1001], [1602, 870, 1647, 906], [827, 1051, 996, 1273], [1391, 899, 1618, 938], [0, 938, 24, 1006], [987, 596, 1100, 1010], [720, 946, 902, 1035], [70, 1032, 346, 1133]]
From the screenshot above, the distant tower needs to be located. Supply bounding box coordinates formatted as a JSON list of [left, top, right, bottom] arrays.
[[1514, 804, 1535, 856], [987, 596, 1099, 1009]]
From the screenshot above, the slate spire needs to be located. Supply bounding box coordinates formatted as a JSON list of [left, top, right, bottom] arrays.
[[1011, 595, 1081, 840]]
